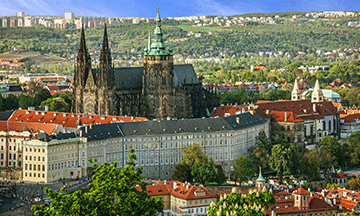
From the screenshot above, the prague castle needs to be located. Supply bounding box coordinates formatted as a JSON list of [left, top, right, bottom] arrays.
[[72, 10, 219, 120]]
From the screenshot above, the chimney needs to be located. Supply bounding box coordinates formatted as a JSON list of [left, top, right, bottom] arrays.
[[186, 184, 189, 190], [266, 109, 270, 115], [173, 182, 177, 189], [333, 198, 336, 205], [284, 112, 287, 122], [236, 117, 239, 124], [308, 188, 311, 192], [313, 103, 317, 112]]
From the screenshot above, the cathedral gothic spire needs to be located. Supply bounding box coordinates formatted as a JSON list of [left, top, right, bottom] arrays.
[[98, 24, 114, 89], [75, 25, 91, 87], [311, 79, 324, 102], [291, 78, 301, 101]]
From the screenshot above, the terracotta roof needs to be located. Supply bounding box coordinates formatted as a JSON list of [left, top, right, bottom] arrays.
[[8, 110, 147, 128], [0, 121, 58, 134], [135, 183, 170, 196], [341, 113, 360, 123], [210, 106, 253, 118], [165, 181, 217, 200], [268, 111, 304, 122], [266, 191, 335, 215], [293, 187, 311, 195]]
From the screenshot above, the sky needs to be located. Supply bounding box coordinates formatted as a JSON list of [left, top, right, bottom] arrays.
[[1, 0, 359, 17]]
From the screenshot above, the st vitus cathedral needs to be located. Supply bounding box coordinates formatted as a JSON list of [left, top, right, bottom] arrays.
[[72, 10, 219, 120]]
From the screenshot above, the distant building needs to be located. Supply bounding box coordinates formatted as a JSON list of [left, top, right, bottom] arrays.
[[17, 12, 25, 18], [340, 113, 360, 138], [0, 84, 22, 98], [64, 12, 75, 21]]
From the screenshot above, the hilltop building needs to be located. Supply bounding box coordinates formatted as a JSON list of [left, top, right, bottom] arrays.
[[72, 10, 219, 120]]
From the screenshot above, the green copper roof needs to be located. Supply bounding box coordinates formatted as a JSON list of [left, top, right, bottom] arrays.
[[256, 167, 266, 182], [144, 8, 172, 56], [302, 89, 341, 99]]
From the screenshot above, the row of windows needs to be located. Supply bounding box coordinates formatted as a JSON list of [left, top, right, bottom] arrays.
[[0, 145, 18, 151], [25, 164, 45, 171], [0, 153, 17, 160], [24, 172, 45, 178], [25, 147, 45, 153], [49, 152, 78, 161], [25, 155, 45, 161], [49, 160, 78, 171]]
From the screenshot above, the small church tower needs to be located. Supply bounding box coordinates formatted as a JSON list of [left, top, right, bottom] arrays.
[[291, 78, 301, 101], [255, 167, 266, 189], [311, 79, 324, 102], [143, 8, 175, 120], [293, 187, 310, 210]]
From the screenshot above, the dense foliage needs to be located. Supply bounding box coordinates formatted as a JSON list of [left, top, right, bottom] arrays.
[[207, 188, 276, 216], [31, 146, 164, 215]]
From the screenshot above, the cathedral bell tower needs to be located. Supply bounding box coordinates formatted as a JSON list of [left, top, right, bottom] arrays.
[[73, 25, 91, 113], [97, 24, 116, 115], [143, 8, 175, 120]]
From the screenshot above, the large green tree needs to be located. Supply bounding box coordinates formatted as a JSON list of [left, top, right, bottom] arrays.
[[40, 97, 70, 112], [255, 128, 272, 155], [269, 144, 294, 183], [231, 155, 254, 186], [31, 146, 164, 215], [316, 136, 346, 166], [33, 89, 52, 107], [299, 148, 334, 180]]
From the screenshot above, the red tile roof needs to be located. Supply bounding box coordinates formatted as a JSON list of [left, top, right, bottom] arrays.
[[341, 113, 360, 123], [293, 187, 311, 195], [8, 110, 147, 128], [332, 173, 348, 178], [210, 106, 253, 118], [0, 121, 58, 134], [136, 183, 170, 196], [165, 181, 217, 200]]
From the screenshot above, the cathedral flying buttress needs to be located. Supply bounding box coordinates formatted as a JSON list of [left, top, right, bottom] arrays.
[[72, 9, 220, 120]]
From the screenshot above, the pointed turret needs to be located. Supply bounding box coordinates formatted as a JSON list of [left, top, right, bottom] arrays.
[[255, 167, 266, 189], [311, 79, 323, 102], [292, 78, 301, 101]]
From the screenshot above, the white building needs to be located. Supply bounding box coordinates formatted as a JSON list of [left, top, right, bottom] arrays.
[[22, 113, 269, 183]]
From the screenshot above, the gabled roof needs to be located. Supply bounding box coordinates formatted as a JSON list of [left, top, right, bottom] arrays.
[[135, 183, 171, 196], [293, 187, 311, 195], [165, 181, 217, 200], [341, 113, 360, 123]]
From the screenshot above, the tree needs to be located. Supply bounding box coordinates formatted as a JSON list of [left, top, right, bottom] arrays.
[[346, 177, 360, 191], [19, 94, 33, 109], [4, 94, 19, 110], [247, 146, 268, 173], [345, 132, 360, 166], [33, 89, 52, 107], [255, 129, 272, 155], [269, 144, 293, 183], [172, 162, 192, 183], [207, 188, 276, 216], [192, 159, 211, 185], [215, 164, 227, 185], [299, 148, 334, 180], [231, 156, 254, 186], [316, 136, 346, 167], [40, 97, 71, 112], [181, 143, 207, 167], [31, 146, 164, 215]]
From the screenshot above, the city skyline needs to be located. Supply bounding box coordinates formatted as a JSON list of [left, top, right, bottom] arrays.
[[1, 0, 360, 17]]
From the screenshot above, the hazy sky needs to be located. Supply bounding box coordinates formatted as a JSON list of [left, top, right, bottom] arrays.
[[1, 0, 359, 17]]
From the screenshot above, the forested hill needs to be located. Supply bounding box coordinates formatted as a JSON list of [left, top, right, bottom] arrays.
[[0, 12, 360, 61]]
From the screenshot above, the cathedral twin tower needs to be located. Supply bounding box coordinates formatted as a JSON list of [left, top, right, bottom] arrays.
[[72, 10, 219, 120]]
